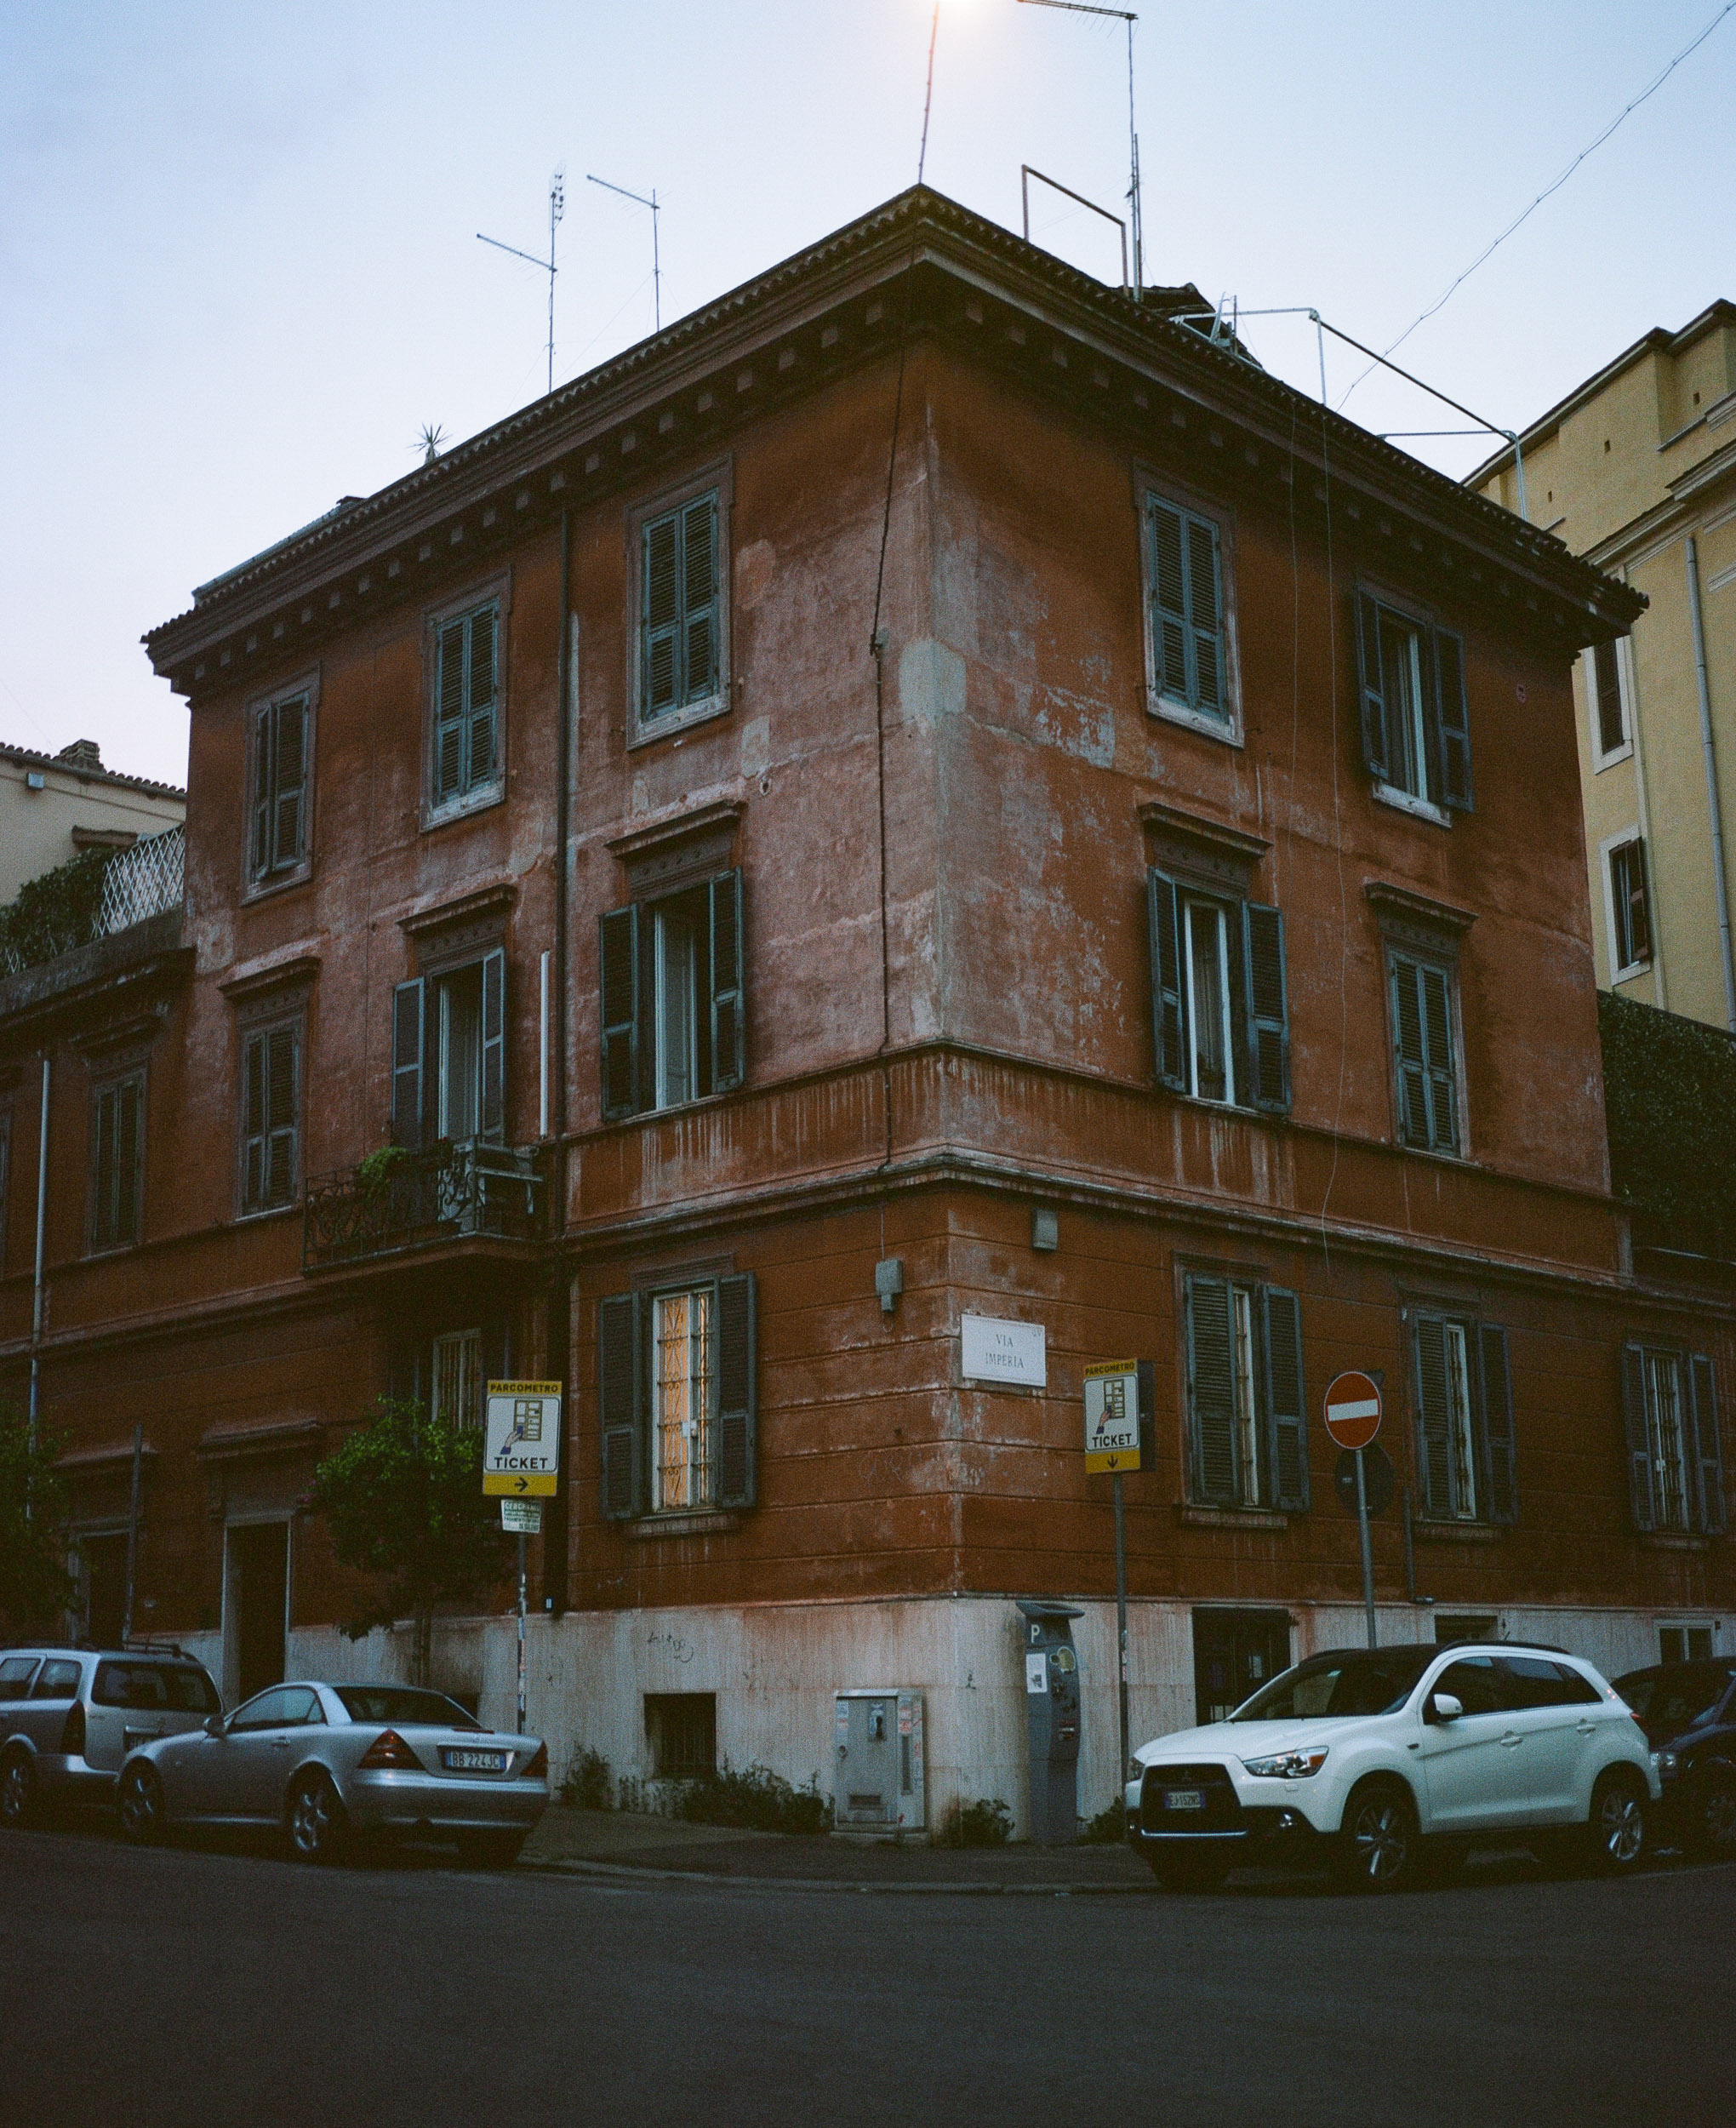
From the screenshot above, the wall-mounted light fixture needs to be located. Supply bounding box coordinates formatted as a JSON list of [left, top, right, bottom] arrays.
[[1031, 1208, 1059, 1252], [875, 1257, 905, 1317]]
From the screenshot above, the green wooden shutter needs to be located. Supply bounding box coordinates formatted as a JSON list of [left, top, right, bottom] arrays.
[[1391, 956, 1429, 1147], [708, 868, 745, 1095], [117, 1078, 141, 1247], [1147, 869, 1185, 1092], [1185, 1273, 1236, 1505], [1185, 514, 1224, 715], [1242, 901, 1291, 1114], [1356, 592, 1391, 782], [265, 1027, 298, 1205], [1433, 627, 1473, 812], [271, 696, 308, 867], [1620, 1342, 1655, 1533], [242, 1031, 268, 1210], [597, 1291, 642, 1520], [250, 703, 272, 880], [466, 605, 498, 792], [1263, 1285, 1308, 1512], [1688, 1353, 1726, 1536], [599, 905, 641, 1120], [681, 495, 720, 706], [435, 619, 466, 803], [1419, 964, 1458, 1153], [93, 1084, 119, 1250], [1147, 499, 1190, 703], [391, 980, 425, 1149], [1413, 1313, 1453, 1518], [713, 1271, 757, 1509], [1592, 640, 1625, 756], [1478, 1323, 1517, 1525], [480, 947, 505, 1144], [641, 512, 681, 719]]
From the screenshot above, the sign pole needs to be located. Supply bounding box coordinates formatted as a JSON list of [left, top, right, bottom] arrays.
[[1355, 1447, 1377, 1649], [1113, 1471, 1129, 1790], [516, 1533, 528, 1735]]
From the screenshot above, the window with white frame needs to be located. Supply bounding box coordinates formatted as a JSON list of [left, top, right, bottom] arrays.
[[248, 684, 312, 888], [651, 1287, 714, 1511], [1621, 1344, 1726, 1536], [1388, 950, 1460, 1155], [1410, 1309, 1516, 1524], [426, 591, 505, 817], [599, 871, 745, 1120], [636, 485, 724, 735], [1181, 1271, 1309, 1512], [1604, 834, 1652, 977], [1589, 638, 1629, 763], [239, 1017, 300, 1214], [1144, 492, 1234, 734], [391, 948, 506, 1148], [1148, 871, 1289, 1113], [1355, 590, 1473, 816], [598, 1273, 758, 1519], [431, 1328, 483, 1430]]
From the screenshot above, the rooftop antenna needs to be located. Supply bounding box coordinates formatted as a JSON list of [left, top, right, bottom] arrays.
[[587, 173, 661, 332], [478, 167, 566, 398], [417, 423, 447, 465], [1017, 1, 1142, 297]]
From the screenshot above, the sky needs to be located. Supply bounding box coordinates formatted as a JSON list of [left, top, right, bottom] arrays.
[[3, 0, 1733, 790]]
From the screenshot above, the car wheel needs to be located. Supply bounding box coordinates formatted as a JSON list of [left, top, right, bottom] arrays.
[[286, 1772, 349, 1865], [1336, 1781, 1422, 1893], [459, 1830, 526, 1870], [0, 1749, 37, 1830], [1690, 1773, 1736, 1864], [1586, 1768, 1647, 1873], [118, 1763, 165, 1845]]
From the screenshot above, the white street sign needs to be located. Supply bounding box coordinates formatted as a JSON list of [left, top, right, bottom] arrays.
[[483, 1379, 562, 1496], [961, 1315, 1047, 1388], [500, 1499, 544, 1535]]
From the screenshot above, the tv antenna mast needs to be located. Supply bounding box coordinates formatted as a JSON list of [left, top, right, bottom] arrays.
[[478, 167, 566, 397], [587, 173, 661, 331], [1017, 1, 1142, 296]]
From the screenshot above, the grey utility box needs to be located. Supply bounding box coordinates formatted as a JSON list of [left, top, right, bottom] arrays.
[[833, 1690, 927, 1834], [1017, 1599, 1083, 1845]]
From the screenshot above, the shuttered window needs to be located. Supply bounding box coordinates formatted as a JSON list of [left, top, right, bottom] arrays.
[[431, 601, 500, 808], [1608, 838, 1652, 974], [250, 692, 310, 883], [1183, 1272, 1309, 1513], [391, 949, 507, 1148], [1148, 871, 1289, 1114], [599, 869, 745, 1120], [1591, 641, 1626, 758], [1146, 497, 1228, 724], [640, 492, 721, 725], [599, 1272, 757, 1520], [1355, 590, 1473, 812], [1389, 952, 1459, 1153], [90, 1073, 145, 1252], [241, 1023, 299, 1213], [1410, 1311, 1516, 1524], [1621, 1342, 1725, 1536]]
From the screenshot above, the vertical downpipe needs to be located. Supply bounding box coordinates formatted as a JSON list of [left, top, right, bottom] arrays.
[[1686, 535, 1736, 1031], [546, 506, 574, 1614], [27, 1055, 49, 1456]]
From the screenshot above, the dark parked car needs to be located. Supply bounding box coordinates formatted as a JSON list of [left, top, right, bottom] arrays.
[[1613, 1659, 1736, 1861]]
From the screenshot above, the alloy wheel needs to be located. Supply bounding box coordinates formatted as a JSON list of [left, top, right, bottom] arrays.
[[0, 1753, 34, 1829], [288, 1776, 340, 1862], [1698, 1778, 1736, 1860], [1347, 1792, 1414, 1890], [1595, 1780, 1646, 1868], [119, 1765, 162, 1843]]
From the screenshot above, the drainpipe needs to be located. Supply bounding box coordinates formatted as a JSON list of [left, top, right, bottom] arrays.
[[1686, 535, 1736, 1032], [546, 505, 573, 1616], [27, 1056, 49, 1459]]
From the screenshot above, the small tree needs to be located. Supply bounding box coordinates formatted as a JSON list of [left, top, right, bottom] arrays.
[[0, 1401, 76, 1639], [308, 1399, 512, 1686]]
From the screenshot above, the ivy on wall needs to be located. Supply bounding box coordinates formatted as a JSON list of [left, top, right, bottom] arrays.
[[1600, 990, 1736, 1261], [0, 847, 112, 977]]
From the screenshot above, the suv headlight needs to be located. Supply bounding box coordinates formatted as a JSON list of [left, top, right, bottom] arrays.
[[1652, 1749, 1678, 1775], [1241, 1748, 1329, 1779]]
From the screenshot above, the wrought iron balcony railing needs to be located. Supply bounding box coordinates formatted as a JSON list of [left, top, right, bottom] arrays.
[[302, 1139, 545, 1272]]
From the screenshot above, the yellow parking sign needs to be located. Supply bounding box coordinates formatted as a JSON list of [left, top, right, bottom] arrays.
[[483, 1379, 562, 1496], [1083, 1359, 1142, 1473]]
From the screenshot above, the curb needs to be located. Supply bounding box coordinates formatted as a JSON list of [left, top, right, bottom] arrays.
[[517, 1855, 1163, 1896]]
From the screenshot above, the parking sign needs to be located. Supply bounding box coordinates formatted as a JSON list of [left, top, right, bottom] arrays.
[[483, 1380, 562, 1496]]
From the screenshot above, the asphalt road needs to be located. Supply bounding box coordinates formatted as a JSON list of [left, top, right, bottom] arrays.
[[2, 1828, 1731, 2128]]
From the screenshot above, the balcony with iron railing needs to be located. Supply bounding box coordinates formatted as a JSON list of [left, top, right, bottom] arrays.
[[302, 1138, 546, 1273]]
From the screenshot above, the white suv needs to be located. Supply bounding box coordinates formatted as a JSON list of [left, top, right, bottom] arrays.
[[1126, 1642, 1659, 1892]]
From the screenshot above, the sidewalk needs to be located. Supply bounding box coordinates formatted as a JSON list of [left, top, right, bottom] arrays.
[[520, 1805, 1161, 1893]]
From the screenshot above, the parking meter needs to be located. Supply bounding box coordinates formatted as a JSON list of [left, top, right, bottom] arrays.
[[1016, 1598, 1083, 1845]]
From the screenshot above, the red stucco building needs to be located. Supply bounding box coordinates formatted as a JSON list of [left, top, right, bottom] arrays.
[[3, 190, 1727, 1827]]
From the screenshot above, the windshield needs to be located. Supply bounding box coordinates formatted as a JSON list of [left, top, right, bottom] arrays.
[[1231, 1648, 1436, 1722], [1615, 1664, 1734, 1736], [334, 1686, 482, 1730]]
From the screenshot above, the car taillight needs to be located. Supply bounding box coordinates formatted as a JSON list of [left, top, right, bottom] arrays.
[[523, 1742, 547, 1779], [60, 1702, 86, 1758], [357, 1728, 420, 1770]]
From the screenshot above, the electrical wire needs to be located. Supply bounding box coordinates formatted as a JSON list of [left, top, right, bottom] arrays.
[[1343, 0, 1736, 403]]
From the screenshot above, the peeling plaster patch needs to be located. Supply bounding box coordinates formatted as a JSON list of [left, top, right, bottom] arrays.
[[1031, 687, 1116, 768], [631, 774, 649, 815], [898, 638, 967, 725], [735, 538, 775, 610], [739, 716, 771, 777]]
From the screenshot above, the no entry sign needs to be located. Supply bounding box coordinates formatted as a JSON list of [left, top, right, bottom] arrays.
[[1322, 1370, 1383, 1451]]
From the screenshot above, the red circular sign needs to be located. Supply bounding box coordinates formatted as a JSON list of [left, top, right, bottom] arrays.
[[1322, 1370, 1383, 1451]]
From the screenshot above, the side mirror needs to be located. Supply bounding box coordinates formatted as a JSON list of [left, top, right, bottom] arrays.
[[204, 1713, 226, 1737], [1425, 1692, 1464, 1725]]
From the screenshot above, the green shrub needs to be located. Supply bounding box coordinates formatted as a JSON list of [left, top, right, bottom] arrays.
[[559, 1746, 614, 1811], [356, 1145, 409, 1196], [1078, 1799, 1126, 1844], [671, 1761, 834, 1836], [1600, 992, 1736, 1260], [0, 847, 113, 976], [938, 1796, 1014, 1847]]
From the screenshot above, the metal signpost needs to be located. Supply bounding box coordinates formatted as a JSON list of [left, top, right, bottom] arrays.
[[484, 1380, 562, 1735], [1322, 1371, 1383, 1648], [1082, 1359, 1151, 1797]]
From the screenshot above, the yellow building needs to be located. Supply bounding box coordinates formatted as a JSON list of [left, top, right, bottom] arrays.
[[0, 738, 185, 905], [1470, 300, 1736, 1030]]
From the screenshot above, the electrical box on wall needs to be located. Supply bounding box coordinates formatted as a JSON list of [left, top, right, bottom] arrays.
[[833, 1689, 926, 1834]]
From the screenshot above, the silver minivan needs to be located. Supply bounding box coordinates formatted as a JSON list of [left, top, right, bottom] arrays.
[[0, 1647, 222, 1826]]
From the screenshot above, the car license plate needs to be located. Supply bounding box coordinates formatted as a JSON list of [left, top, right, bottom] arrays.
[[442, 1748, 509, 1773], [1164, 1788, 1206, 1812]]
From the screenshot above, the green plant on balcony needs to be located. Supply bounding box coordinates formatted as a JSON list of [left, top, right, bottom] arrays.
[[355, 1145, 410, 1199], [0, 848, 112, 977]]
